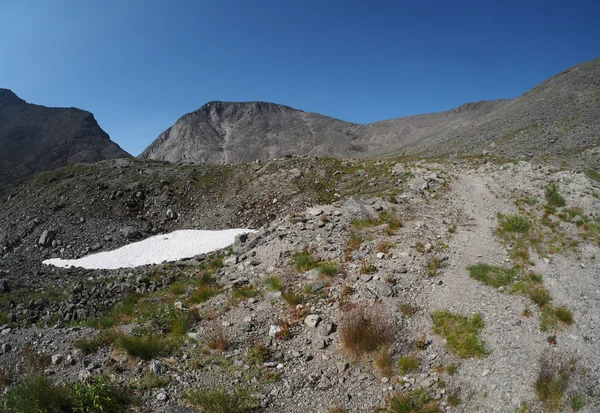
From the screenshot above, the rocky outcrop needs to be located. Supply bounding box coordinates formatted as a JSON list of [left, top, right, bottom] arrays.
[[0, 89, 131, 195]]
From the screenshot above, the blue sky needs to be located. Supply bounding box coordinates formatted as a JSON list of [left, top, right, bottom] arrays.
[[1, 0, 598, 155]]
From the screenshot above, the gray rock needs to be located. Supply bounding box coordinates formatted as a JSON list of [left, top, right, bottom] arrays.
[[410, 178, 429, 191], [121, 227, 139, 239], [166, 208, 178, 220], [51, 354, 62, 365], [304, 314, 320, 328], [150, 359, 164, 375], [38, 230, 56, 247]]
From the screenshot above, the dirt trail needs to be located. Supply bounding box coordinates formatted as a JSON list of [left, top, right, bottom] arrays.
[[426, 171, 542, 412]]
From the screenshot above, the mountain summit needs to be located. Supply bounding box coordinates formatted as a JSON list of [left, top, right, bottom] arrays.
[[140, 56, 600, 164], [0, 89, 131, 194]]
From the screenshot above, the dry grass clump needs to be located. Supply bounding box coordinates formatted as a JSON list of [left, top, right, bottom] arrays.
[[339, 303, 395, 357], [535, 352, 577, 410]]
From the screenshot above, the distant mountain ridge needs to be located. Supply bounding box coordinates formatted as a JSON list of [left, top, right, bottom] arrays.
[[0, 89, 131, 195], [140, 56, 600, 164]]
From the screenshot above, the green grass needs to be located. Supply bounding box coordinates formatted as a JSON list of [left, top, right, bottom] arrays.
[[377, 389, 440, 413], [0, 375, 130, 413], [467, 263, 517, 288], [189, 286, 220, 304], [247, 343, 270, 365], [264, 276, 283, 291], [318, 261, 339, 276], [427, 257, 440, 277], [535, 353, 574, 410], [116, 334, 178, 360], [186, 387, 260, 413], [510, 272, 552, 307], [554, 306, 574, 325], [86, 293, 142, 329], [168, 282, 187, 296], [398, 355, 421, 374], [499, 213, 531, 233], [540, 305, 558, 333], [291, 250, 318, 272], [431, 311, 488, 358], [282, 288, 304, 306], [545, 182, 566, 207]]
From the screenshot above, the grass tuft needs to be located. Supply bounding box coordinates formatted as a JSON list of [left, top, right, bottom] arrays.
[[398, 355, 421, 374], [535, 353, 575, 410], [545, 182, 566, 207], [186, 387, 259, 413], [431, 311, 487, 358], [467, 263, 517, 288], [377, 389, 440, 413], [339, 304, 395, 358]]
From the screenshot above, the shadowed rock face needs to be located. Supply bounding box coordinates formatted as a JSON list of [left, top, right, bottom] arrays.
[[141, 56, 600, 164], [0, 89, 131, 195]]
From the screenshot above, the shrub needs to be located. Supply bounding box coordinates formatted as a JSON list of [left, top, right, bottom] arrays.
[[186, 387, 259, 413], [339, 304, 395, 357], [467, 263, 517, 288], [398, 355, 420, 374], [70, 375, 131, 412], [431, 311, 487, 358], [545, 182, 566, 207]]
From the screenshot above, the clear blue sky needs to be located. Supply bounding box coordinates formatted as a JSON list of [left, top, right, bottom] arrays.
[[1, 0, 598, 155]]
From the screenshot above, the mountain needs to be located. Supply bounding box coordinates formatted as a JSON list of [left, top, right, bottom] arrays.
[[140, 57, 600, 164], [0, 89, 131, 195]]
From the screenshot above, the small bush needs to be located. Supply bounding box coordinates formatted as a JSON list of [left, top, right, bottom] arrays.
[[545, 182, 566, 207], [432, 311, 487, 358], [377, 389, 440, 413], [339, 304, 395, 357], [398, 355, 420, 374], [186, 387, 259, 413], [467, 263, 517, 288], [70, 375, 131, 412], [500, 214, 531, 233]]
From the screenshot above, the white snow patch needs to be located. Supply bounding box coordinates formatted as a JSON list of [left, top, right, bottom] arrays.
[[42, 229, 255, 270]]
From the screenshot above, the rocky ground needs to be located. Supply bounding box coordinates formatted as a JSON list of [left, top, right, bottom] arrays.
[[0, 157, 599, 412]]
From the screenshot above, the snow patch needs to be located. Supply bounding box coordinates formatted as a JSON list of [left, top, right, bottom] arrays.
[[42, 229, 254, 270]]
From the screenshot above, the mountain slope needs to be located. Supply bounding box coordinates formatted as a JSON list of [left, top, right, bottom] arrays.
[[0, 89, 131, 195], [140, 57, 600, 164]]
